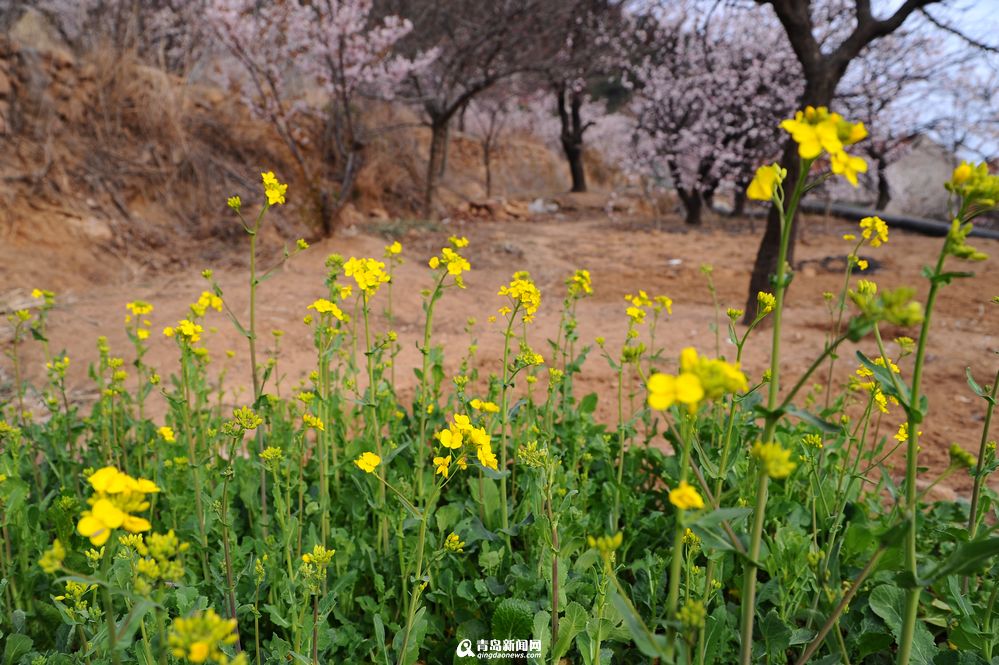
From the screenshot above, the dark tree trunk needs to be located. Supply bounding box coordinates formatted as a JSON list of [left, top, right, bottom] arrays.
[[483, 138, 494, 198], [424, 117, 449, 218], [743, 76, 835, 323], [438, 121, 451, 178], [677, 188, 703, 226], [556, 85, 588, 193], [733, 184, 748, 217], [875, 156, 890, 210]]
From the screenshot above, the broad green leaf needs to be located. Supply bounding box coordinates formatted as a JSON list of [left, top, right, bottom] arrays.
[[608, 586, 669, 659], [552, 601, 588, 660], [869, 585, 936, 664]]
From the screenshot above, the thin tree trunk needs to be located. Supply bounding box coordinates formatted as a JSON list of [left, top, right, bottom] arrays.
[[424, 118, 449, 218], [677, 188, 704, 226], [556, 86, 588, 193], [733, 184, 748, 217], [483, 139, 493, 199], [438, 121, 451, 178], [875, 157, 890, 210]]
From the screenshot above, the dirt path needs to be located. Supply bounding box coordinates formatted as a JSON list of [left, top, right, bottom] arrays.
[[5, 211, 998, 498]]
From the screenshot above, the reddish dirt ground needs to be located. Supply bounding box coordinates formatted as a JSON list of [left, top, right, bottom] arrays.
[[3, 209, 997, 499]]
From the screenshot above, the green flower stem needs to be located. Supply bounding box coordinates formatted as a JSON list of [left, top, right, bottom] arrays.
[[982, 581, 999, 661], [795, 545, 886, 665], [399, 487, 437, 664], [100, 551, 122, 665], [362, 298, 388, 556], [739, 160, 808, 665], [246, 207, 270, 540], [416, 272, 446, 499], [739, 467, 769, 665], [221, 439, 242, 651], [318, 336, 334, 544], [666, 416, 693, 659], [612, 362, 626, 529], [967, 367, 998, 541], [897, 244, 948, 665], [180, 350, 209, 582], [498, 305, 520, 553]]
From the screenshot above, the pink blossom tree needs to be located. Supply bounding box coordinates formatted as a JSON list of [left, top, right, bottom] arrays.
[[205, 0, 428, 234], [630, 6, 799, 225]]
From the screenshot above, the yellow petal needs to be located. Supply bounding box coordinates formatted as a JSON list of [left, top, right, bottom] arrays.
[[122, 515, 152, 533], [91, 499, 125, 528]]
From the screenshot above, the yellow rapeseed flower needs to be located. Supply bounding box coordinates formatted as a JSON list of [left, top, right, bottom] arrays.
[[859, 216, 889, 247], [669, 480, 705, 510], [434, 455, 451, 478], [831, 150, 868, 187], [168, 608, 243, 664], [647, 372, 705, 411], [158, 426, 176, 443], [498, 271, 541, 322], [77, 467, 160, 546], [344, 257, 390, 297], [307, 298, 345, 320], [354, 452, 381, 473], [261, 171, 287, 206], [747, 163, 786, 201], [757, 291, 776, 315], [751, 442, 796, 479]]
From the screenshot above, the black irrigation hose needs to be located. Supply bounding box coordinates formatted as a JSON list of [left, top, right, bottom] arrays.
[[730, 201, 999, 240], [798, 200, 999, 240]]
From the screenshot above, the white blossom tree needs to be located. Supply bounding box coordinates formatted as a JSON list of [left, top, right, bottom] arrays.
[[206, 0, 430, 233]]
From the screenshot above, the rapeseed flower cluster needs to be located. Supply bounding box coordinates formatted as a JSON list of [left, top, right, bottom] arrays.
[[120, 529, 189, 596], [434, 413, 498, 472], [751, 442, 796, 479], [169, 608, 246, 664], [669, 480, 705, 511], [300, 544, 335, 594], [947, 161, 999, 209], [428, 237, 471, 287], [780, 106, 868, 185], [307, 298, 345, 321], [77, 466, 160, 546], [164, 319, 205, 345], [566, 269, 593, 299], [849, 280, 924, 327], [344, 257, 391, 296], [261, 171, 287, 206], [498, 271, 541, 322]]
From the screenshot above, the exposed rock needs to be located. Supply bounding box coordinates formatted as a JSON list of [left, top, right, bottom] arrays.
[[9, 8, 74, 64]]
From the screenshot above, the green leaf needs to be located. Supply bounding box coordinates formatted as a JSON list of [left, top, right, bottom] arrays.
[[609, 586, 669, 659], [264, 604, 291, 628], [552, 602, 588, 660], [395, 607, 428, 665], [531, 611, 552, 663], [966, 368, 996, 405], [785, 404, 841, 434], [3, 634, 32, 665], [932, 271, 975, 285], [869, 585, 936, 664], [759, 610, 792, 663], [579, 393, 598, 415], [492, 598, 534, 642], [921, 537, 999, 583], [373, 615, 391, 665]]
